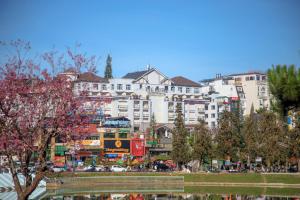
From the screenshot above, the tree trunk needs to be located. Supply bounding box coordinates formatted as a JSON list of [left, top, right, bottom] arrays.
[[247, 154, 251, 171], [298, 158, 300, 172]]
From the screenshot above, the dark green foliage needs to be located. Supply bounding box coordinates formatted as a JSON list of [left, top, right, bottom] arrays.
[[149, 114, 157, 147], [242, 104, 258, 166], [192, 120, 212, 169], [267, 65, 300, 117], [215, 110, 242, 161], [287, 112, 300, 171], [171, 102, 190, 167], [104, 54, 113, 78]]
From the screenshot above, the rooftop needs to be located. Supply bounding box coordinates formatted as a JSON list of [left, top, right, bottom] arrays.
[[122, 69, 150, 79], [75, 72, 108, 83], [171, 76, 201, 87]]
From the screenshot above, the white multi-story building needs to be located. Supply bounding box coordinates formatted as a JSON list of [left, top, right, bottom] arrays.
[[228, 72, 270, 115], [200, 74, 243, 128], [68, 67, 207, 132], [63, 68, 270, 131]]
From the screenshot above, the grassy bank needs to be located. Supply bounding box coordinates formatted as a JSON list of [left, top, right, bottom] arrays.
[[46, 172, 300, 184]]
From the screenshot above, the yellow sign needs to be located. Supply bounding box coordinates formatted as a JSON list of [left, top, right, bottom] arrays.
[[115, 140, 122, 148]]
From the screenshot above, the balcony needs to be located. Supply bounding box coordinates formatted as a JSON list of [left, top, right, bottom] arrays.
[[198, 108, 205, 113], [143, 106, 149, 111], [234, 81, 242, 86], [118, 105, 128, 111]]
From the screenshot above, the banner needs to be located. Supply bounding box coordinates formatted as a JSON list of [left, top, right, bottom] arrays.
[[131, 138, 145, 156]]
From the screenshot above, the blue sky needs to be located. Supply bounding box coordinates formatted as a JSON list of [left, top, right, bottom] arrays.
[[0, 0, 299, 81]]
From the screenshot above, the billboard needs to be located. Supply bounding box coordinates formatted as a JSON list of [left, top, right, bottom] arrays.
[[131, 138, 145, 157], [104, 139, 130, 153]]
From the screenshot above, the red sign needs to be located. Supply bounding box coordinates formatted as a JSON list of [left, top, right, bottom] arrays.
[[131, 138, 145, 157], [231, 97, 239, 101]]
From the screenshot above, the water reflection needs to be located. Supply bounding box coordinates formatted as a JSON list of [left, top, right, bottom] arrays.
[[43, 193, 299, 200]]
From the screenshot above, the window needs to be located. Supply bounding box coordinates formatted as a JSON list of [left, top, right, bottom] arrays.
[[178, 87, 182, 93], [104, 132, 115, 138], [117, 84, 123, 90], [211, 114, 215, 118], [205, 105, 208, 110], [119, 132, 128, 138], [165, 86, 168, 92], [140, 84, 143, 89], [186, 87, 190, 93], [102, 84, 107, 90], [262, 76, 266, 81], [194, 88, 199, 94], [93, 84, 98, 90], [205, 114, 208, 119], [171, 86, 175, 92], [211, 122, 216, 128], [211, 105, 215, 110], [126, 84, 131, 90], [250, 76, 255, 80], [111, 84, 114, 90], [256, 75, 260, 81]]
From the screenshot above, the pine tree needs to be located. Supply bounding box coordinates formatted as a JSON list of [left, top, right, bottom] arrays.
[[267, 65, 300, 117], [192, 119, 212, 171], [171, 102, 189, 169], [104, 54, 113, 78], [149, 114, 157, 147], [242, 104, 258, 170], [215, 110, 241, 162], [287, 112, 300, 171]]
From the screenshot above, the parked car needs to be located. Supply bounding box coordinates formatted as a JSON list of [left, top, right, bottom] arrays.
[[154, 163, 170, 172], [83, 165, 96, 172], [111, 165, 127, 172], [51, 166, 66, 172], [95, 165, 105, 172]]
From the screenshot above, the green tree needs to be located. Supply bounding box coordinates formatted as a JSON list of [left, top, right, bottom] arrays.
[[192, 119, 212, 171], [215, 110, 242, 162], [267, 65, 300, 117], [171, 102, 189, 169], [149, 114, 157, 146], [287, 112, 300, 171], [242, 104, 258, 170], [256, 110, 285, 168], [104, 54, 113, 78]]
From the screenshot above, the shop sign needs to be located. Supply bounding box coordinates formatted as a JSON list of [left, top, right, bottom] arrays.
[[104, 140, 130, 152], [231, 97, 239, 101], [54, 156, 65, 167], [255, 157, 262, 162], [81, 140, 100, 146]]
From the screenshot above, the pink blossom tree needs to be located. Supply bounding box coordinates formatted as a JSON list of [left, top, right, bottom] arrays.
[[0, 40, 96, 200]]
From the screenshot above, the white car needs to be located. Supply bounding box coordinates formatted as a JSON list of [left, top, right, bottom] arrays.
[[51, 166, 65, 172], [110, 165, 127, 172]]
